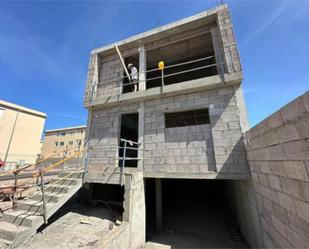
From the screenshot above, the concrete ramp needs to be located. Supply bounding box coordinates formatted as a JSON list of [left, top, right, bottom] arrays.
[[0, 173, 82, 247]]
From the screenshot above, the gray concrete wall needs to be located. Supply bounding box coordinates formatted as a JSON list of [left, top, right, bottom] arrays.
[[245, 91, 309, 248], [225, 180, 263, 248], [86, 85, 249, 178], [99, 222, 130, 249], [216, 6, 242, 74], [125, 172, 146, 249]]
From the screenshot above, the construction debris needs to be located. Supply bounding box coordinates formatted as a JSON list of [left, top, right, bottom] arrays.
[[11, 204, 121, 249]]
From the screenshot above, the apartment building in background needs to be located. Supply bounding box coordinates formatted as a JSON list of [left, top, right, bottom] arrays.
[[0, 100, 46, 164], [40, 125, 86, 158]]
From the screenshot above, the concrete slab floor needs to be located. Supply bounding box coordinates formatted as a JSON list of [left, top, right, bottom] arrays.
[[145, 202, 249, 249]]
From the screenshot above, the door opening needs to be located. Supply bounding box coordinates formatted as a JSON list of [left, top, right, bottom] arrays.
[[119, 113, 139, 168]]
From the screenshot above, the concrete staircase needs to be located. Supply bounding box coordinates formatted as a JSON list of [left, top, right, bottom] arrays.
[[0, 172, 83, 247]]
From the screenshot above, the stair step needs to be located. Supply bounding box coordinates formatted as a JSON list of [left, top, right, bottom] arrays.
[[58, 171, 84, 179], [14, 199, 44, 214], [29, 192, 67, 203], [0, 221, 29, 241], [2, 210, 43, 228], [0, 175, 82, 246], [45, 185, 71, 194], [0, 237, 12, 246], [49, 178, 80, 186]]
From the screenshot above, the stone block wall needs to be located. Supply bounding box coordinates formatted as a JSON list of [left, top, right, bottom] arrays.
[[245, 91, 309, 248]]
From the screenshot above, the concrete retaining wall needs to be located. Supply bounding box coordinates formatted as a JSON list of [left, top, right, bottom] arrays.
[[245, 91, 309, 248], [225, 180, 263, 248], [99, 222, 130, 249]]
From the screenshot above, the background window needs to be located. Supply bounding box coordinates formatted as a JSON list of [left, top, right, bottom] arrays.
[[60, 142, 64, 146]]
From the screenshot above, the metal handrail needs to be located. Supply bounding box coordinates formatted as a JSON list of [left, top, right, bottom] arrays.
[[84, 138, 144, 186], [87, 54, 222, 101], [96, 55, 216, 86], [32, 149, 85, 178], [0, 146, 85, 224], [0, 144, 82, 177]]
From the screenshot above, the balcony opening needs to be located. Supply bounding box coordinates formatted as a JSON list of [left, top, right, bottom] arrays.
[[146, 33, 217, 89], [119, 113, 139, 168], [123, 54, 139, 93]]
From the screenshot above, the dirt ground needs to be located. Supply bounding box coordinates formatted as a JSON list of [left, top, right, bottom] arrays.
[[0, 203, 121, 249], [22, 205, 120, 249]]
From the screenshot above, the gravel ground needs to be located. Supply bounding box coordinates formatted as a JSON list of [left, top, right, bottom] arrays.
[[20, 205, 120, 249], [0, 203, 121, 249]]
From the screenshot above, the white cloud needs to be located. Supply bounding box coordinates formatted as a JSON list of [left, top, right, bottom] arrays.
[[239, 2, 288, 48]]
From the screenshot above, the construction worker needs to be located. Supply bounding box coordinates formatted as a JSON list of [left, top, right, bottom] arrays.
[[127, 63, 138, 92]]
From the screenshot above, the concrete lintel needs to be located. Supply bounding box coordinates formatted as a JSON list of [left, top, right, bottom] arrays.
[[86, 72, 243, 109], [143, 171, 251, 180]]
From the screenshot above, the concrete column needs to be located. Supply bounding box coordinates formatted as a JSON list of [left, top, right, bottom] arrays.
[[211, 27, 225, 82], [155, 178, 163, 232], [138, 102, 145, 170], [138, 44, 146, 91], [127, 172, 146, 249]]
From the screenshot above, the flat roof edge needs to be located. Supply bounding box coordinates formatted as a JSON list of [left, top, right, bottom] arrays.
[[45, 125, 86, 133], [91, 4, 228, 55], [0, 100, 47, 118]]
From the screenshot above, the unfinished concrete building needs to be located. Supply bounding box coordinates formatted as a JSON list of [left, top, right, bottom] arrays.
[[83, 5, 261, 248]]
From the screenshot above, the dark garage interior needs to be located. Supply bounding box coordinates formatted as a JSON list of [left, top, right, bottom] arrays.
[[145, 178, 249, 248]]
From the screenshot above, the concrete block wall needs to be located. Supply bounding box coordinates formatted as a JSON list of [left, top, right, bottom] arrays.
[[225, 180, 263, 248], [143, 86, 248, 174], [210, 86, 248, 173], [86, 85, 249, 176], [216, 6, 242, 74], [84, 53, 98, 105], [87, 102, 140, 174], [245, 91, 309, 248], [83, 5, 243, 107], [96, 56, 123, 100]]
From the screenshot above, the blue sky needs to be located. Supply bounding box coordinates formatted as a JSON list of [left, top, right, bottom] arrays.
[[0, 0, 308, 130]]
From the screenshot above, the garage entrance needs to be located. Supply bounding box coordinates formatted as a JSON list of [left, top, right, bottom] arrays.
[[145, 178, 249, 248]]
